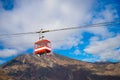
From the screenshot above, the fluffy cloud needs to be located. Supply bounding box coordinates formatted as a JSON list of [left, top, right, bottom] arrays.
[[84, 34, 120, 61], [83, 5, 119, 39], [0, 49, 17, 58], [73, 49, 81, 55], [0, 0, 94, 51], [0, 0, 119, 59]]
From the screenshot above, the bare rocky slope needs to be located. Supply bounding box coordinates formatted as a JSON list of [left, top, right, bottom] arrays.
[[0, 68, 13, 80], [1, 53, 120, 80]]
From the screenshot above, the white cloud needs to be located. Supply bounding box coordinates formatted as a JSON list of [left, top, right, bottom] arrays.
[[83, 4, 119, 39], [0, 0, 94, 51], [51, 34, 81, 49], [73, 49, 81, 55], [0, 49, 17, 58], [101, 5, 119, 21], [99, 49, 120, 61], [0, 0, 119, 59], [82, 58, 99, 62], [84, 34, 120, 61], [90, 36, 100, 41]]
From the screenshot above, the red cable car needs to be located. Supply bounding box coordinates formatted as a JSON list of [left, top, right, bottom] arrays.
[[34, 39, 51, 56]]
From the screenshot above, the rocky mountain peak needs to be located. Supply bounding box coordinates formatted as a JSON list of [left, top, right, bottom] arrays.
[[1, 53, 120, 80]]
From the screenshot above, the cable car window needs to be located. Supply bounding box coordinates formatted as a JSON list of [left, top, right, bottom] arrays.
[[47, 42, 51, 47], [40, 43, 45, 46], [35, 44, 37, 48]]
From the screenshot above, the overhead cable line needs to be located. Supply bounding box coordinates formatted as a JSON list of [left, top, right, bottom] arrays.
[[40, 20, 120, 33], [0, 20, 120, 36]]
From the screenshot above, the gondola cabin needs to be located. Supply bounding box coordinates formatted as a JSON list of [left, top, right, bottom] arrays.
[[34, 39, 51, 55]]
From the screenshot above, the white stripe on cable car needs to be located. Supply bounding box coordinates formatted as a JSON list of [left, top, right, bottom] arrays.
[[34, 46, 51, 51]]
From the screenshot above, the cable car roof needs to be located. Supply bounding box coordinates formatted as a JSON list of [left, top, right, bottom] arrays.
[[35, 39, 50, 44]]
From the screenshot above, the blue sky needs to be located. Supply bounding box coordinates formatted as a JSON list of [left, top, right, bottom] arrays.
[[0, 0, 120, 64]]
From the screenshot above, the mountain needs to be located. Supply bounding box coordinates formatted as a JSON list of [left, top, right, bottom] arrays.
[[0, 68, 13, 80], [1, 53, 120, 80]]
